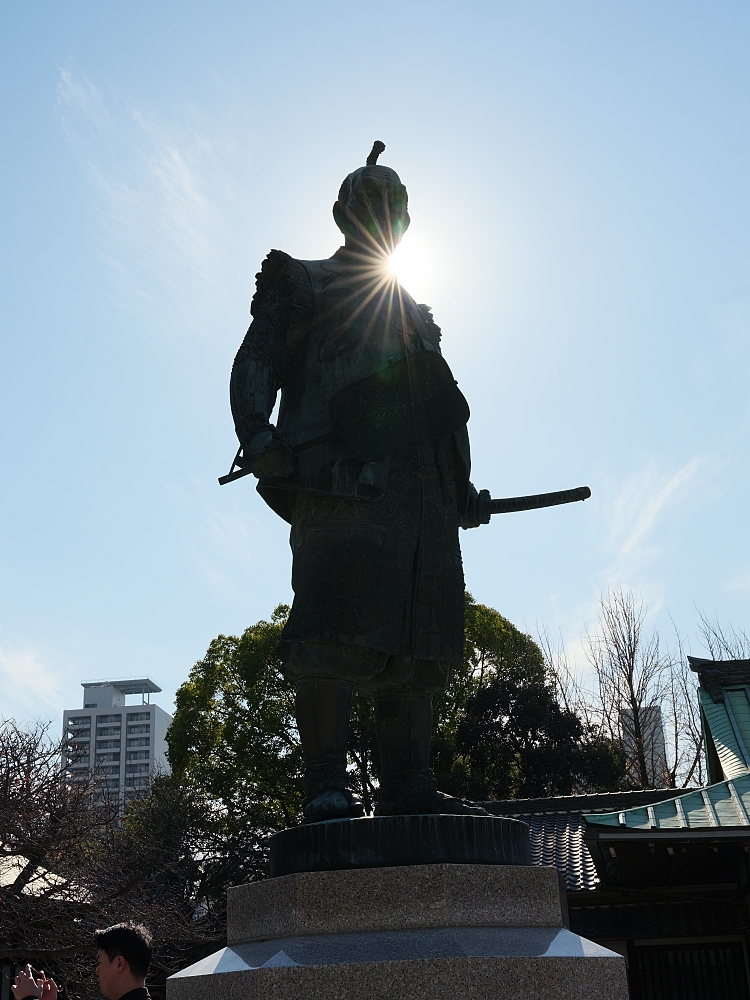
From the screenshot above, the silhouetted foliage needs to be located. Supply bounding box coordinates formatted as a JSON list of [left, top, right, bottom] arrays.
[[431, 594, 624, 799], [166, 604, 301, 829]]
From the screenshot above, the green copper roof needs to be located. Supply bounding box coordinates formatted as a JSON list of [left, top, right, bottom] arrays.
[[699, 687, 750, 779], [688, 657, 750, 784], [584, 658, 750, 832], [584, 774, 750, 830]]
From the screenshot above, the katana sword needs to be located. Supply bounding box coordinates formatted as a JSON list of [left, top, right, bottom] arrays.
[[219, 451, 591, 517]]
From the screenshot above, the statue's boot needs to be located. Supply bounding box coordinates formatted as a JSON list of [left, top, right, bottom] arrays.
[[296, 680, 364, 823], [373, 693, 488, 816]]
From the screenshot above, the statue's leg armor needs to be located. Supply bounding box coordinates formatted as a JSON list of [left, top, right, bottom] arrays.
[[295, 679, 364, 823], [374, 693, 432, 774], [373, 683, 488, 817], [373, 693, 438, 814]]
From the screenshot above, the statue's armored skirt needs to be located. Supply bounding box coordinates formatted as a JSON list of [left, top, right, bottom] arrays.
[[279, 441, 465, 695]]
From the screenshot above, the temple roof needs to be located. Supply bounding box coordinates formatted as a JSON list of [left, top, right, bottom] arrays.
[[584, 773, 750, 830], [484, 789, 691, 891]]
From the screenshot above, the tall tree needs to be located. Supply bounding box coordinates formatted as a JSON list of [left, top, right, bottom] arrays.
[[166, 604, 301, 830], [432, 594, 623, 799], [582, 588, 703, 789], [697, 611, 750, 660]]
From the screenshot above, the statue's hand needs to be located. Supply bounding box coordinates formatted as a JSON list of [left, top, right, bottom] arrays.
[[246, 429, 295, 479], [460, 486, 492, 529]]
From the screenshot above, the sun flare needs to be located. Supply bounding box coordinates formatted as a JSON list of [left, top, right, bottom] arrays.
[[388, 238, 429, 297]]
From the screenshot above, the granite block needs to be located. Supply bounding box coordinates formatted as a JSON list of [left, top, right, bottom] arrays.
[[167, 955, 629, 1000], [228, 863, 565, 944], [173, 926, 616, 973]]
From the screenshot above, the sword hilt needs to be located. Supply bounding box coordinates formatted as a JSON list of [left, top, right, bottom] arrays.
[[478, 486, 591, 520]]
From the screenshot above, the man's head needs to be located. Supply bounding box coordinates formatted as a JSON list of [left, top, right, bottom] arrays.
[[333, 141, 410, 256], [94, 923, 152, 1000]]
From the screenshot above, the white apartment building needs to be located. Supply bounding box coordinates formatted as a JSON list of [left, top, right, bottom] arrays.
[[62, 678, 171, 801]]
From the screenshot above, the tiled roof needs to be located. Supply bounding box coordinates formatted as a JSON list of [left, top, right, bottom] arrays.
[[688, 656, 750, 701], [584, 773, 750, 830], [513, 811, 599, 891], [483, 788, 687, 817], [483, 790, 697, 891]]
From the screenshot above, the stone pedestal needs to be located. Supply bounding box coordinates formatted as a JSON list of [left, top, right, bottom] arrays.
[[167, 856, 629, 999]]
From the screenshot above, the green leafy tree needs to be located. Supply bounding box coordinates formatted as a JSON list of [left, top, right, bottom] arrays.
[[166, 604, 302, 829], [453, 675, 625, 800], [347, 696, 378, 814], [431, 593, 624, 799]]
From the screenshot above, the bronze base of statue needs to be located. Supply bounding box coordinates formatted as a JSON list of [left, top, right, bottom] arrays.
[[269, 814, 531, 878]]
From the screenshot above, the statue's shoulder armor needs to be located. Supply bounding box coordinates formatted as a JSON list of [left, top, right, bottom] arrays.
[[248, 250, 314, 382], [250, 249, 312, 318], [415, 302, 442, 350]]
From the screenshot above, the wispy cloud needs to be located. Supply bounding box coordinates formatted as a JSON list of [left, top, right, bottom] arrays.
[[532, 456, 716, 695], [0, 646, 67, 720], [163, 478, 291, 600], [601, 457, 703, 588], [56, 65, 245, 336], [725, 568, 750, 594]]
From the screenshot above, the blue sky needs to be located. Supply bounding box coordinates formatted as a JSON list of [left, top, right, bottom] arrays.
[[2, 1, 750, 727]]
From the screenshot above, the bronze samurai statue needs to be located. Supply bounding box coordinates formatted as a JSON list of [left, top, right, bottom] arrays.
[[228, 142, 492, 823]]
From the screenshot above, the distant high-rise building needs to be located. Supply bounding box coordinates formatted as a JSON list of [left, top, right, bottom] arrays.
[[620, 705, 668, 786], [62, 678, 171, 802]]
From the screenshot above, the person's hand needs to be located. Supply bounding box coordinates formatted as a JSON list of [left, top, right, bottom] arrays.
[[11, 966, 57, 1000], [11, 965, 42, 999], [39, 972, 58, 1000]]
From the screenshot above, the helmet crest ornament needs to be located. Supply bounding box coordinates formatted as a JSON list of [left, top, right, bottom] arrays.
[[366, 140, 386, 166]]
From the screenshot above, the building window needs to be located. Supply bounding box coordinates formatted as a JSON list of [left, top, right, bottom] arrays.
[[126, 763, 150, 774], [67, 725, 91, 738], [127, 724, 150, 735], [96, 753, 121, 763], [127, 737, 150, 747], [96, 714, 122, 724], [96, 739, 120, 749], [97, 726, 121, 737], [127, 712, 151, 722], [126, 750, 150, 761], [68, 716, 91, 726]]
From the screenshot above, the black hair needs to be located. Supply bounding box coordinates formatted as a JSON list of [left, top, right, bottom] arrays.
[[94, 922, 152, 979]]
